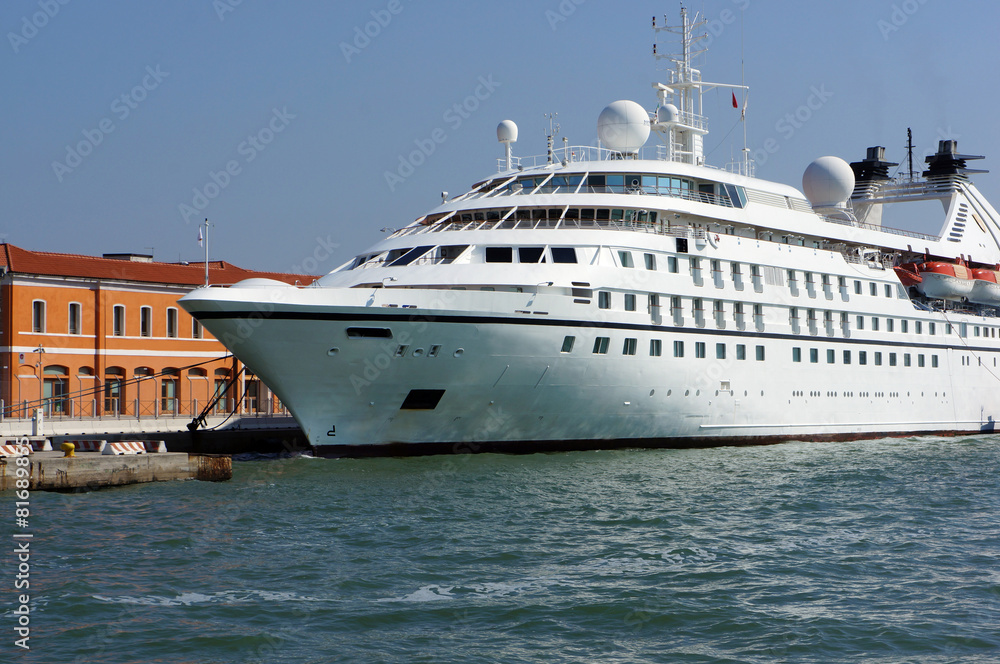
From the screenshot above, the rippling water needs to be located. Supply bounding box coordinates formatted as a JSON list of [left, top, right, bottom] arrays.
[[7, 436, 1000, 663]]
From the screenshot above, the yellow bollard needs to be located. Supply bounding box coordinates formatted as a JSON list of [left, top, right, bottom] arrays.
[[61, 442, 75, 458]]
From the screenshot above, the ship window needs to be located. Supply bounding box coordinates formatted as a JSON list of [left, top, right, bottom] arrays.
[[596, 208, 610, 221], [872, 317, 879, 331], [695, 342, 706, 358], [961, 323, 968, 337], [593, 337, 610, 354], [854, 280, 862, 294], [394, 345, 409, 357], [736, 344, 746, 360], [843, 350, 851, 365], [485, 247, 513, 263], [723, 183, 747, 208], [884, 284, 892, 297], [904, 353, 911, 367], [859, 351, 867, 365], [518, 247, 545, 263], [623, 338, 637, 355], [561, 336, 575, 353], [827, 349, 835, 364], [756, 345, 765, 361], [915, 321, 922, 334], [918, 354, 925, 367], [975, 326, 981, 337], [792, 347, 802, 363], [650, 339, 662, 356], [787, 269, 797, 283], [870, 282, 877, 296], [606, 174, 624, 192], [580, 208, 595, 220], [625, 294, 636, 311], [857, 315, 864, 330], [437, 245, 469, 263], [889, 353, 897, 366], [809, 348, 819, 363], [586, 174, 606, 189], [551, 247, 577, 263], [901, 320, 909, 333], [945, 324, 952, 335], [389, 245, 434, 266], [887, 319, 894, 333], [347, 327, 393, 339], [932, 355, 939, 367], [838, 276, 846, 289], [598, 291, 611, 309], [618, 251, 634, 268], [674, 340, 684, 357], [428, 345, 441, 358], [676, 238, 689, 254], [716, 343, 726, 360], [804, 272, 814, 284], [611, 208, 624, 221], [668, 256, 678, 273], [875, 352, 883, 366], [644, 253, 656, 270], [400, 389, 445, 410], [822, 274, 831, 286]]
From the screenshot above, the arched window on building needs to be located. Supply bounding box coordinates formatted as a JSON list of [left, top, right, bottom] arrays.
[[161, 368, 180, 414], [43, 365, 69, 415], [105, 367, 126, 415]]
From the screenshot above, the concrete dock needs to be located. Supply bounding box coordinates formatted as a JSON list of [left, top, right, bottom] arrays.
[[0, 450, 231, 492]]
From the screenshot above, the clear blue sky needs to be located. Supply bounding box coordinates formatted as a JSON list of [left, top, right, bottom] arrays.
[[2, 0, 997, 274]]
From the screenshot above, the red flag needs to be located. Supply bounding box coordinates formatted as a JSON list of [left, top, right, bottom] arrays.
[[732, 91, 738, 108]]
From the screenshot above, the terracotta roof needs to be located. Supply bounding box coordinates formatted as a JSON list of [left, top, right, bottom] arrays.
[[0, 243, 314, 286]]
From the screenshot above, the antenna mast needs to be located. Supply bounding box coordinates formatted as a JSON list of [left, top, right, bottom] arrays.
[[906, 128, 915, 180]]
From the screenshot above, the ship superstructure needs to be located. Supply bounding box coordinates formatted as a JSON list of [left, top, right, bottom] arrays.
[[181, 9, 1000, 451]]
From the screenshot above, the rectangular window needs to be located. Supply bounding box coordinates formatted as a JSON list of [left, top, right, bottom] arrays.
[[792, 347, 802, 362], [68, 302, 81, 335], [598, 291, 611, 309], [140, 306, 152, 337], [827, 349, 835, 364], [695, 342, 706, 359], [843, 350, 851, 364], [870, 282, 878, 296], [32, 300, 45, 333], [810, 348, 818, 363], [889, 353, 897, 366], [887, 319, 894, 333], [485, 246, 513, 263], [166, 308, 178, 338], [875, 352, 883, 366], [518, 247, 545, 263], [904, 353, 911, 367], [859, 350, 867, 365], [756, 345, 765, 361], [736, 344, 746, 360], [644, 253, 656, 270], [192, 318, 203, 339], [872, 317, 879, 331], [918, 354, 925, 367], [856, 315, 864, 330], [623, 338, 637, 355], [929, 322, 936, 335], [901, 320, 908, 333], [716, 343, 726, 360], [885, 284, 892, 297], [551, 247, 577, 263], [673, 340, 684, 357], [593, 337, 610, 354], [854, 280, 862, 294], [113, 305, 125, 337], [650, 339, 662, 357], [624, 293, 636, 311], [667, 256, 678, 273], [428, 345, 441, 358], [932, 355, 939, 368], [618, 250, 634, 268], [915, 321, 923, 334], [561, 336, 575, 353], [946, 324, 952, 335]]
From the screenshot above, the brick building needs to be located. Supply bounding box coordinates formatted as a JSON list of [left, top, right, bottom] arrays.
[[0, 243, 308, 420]]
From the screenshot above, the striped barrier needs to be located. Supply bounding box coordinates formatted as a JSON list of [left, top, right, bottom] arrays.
[[61, 440, 107, 453], [0, 444, 30, 457], [28, 438, 51, 452], [102, 441, 146, 456], [143, 440, 168, 453]]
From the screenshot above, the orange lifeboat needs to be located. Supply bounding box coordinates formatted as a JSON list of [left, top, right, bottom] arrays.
[[970, 266, 1000, 305], [895, 260, 974, 300]]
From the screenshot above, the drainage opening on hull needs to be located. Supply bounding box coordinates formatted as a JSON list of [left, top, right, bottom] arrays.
[[400, 389, 446, 410]]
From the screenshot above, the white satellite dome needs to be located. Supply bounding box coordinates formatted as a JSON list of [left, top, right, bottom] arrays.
[[657, 103, 679, 124], [598, 100, 650, 154], [497, 119, 518, 143], [802, 156, 856, 207]]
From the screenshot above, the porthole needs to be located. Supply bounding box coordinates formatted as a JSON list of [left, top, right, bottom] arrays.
[[696, 390, 701, 396], [649, 389, 655, 397], [327, 348, 339, 356], [684, 390, 690, 397], [667, 389, 672, 396], [453, 348, 465, 357], [413, 348, 425, 357]]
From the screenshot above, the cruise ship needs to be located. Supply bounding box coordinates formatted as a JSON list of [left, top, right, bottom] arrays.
[[180, 9, 1000, 453]]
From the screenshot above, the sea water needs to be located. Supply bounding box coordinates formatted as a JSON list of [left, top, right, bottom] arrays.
[[6, 436, 1000, 663]]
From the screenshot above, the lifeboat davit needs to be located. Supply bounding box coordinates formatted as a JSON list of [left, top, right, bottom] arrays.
[[895, 261, 974, 300], [970, 267, 1000, 305]]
